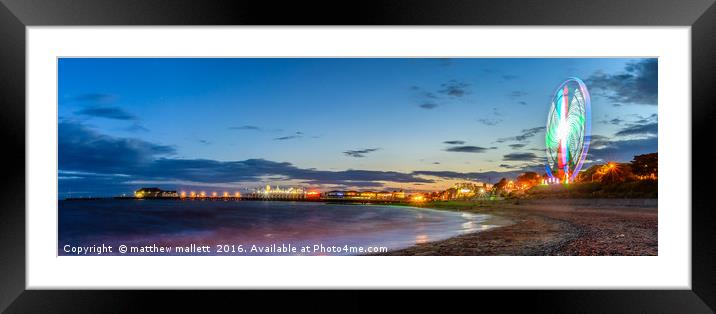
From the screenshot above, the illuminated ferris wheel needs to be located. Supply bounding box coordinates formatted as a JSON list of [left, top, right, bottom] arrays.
[[545, 77, 591, 183]]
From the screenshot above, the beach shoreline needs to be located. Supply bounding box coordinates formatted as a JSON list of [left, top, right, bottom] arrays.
[[375, 198, 658, 256]]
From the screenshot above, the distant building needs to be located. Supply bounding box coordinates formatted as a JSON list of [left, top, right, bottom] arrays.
[[392, 191, 406, 199], [359, 191, 377, 199], [322, 190, 404, 200], [247, 185, 306, 199], [323, 191, 345, 199], [305, 190, 321, 199], [134, 187, 178, 198], [376, 192, 393, 200], [441, 182, 491, 200]]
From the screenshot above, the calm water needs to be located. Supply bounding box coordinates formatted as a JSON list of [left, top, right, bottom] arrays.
[[59, 199, 497, 256]]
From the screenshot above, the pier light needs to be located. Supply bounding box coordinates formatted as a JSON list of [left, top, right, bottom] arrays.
[[212, 192, 218, 197], [190, 191, 196, 197], [180, 191, 186, 198], [235, 192, 241, 197], [223, 191, 229, 197], [200, 191, 206, 197]]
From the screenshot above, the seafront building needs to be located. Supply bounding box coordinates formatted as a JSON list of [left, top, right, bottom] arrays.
[[131, 180, 493, 201], [322, 190, 407, 201]]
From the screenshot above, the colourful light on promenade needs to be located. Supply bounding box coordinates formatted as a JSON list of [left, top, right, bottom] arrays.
[[410, 195, 426, 203]]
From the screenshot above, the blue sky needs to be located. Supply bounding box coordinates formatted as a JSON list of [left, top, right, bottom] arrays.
[[58, 58, 657, 197]]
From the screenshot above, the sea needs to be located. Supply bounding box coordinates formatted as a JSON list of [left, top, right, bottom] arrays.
[[58, 199, 497, 256]]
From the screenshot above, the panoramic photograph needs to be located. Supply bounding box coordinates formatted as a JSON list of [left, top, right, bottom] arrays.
[[58, 58, 657, 256]]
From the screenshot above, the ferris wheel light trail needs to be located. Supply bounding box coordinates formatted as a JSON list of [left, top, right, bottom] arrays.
[[559, 85, 569, 181], [545, 77, 591, 184]]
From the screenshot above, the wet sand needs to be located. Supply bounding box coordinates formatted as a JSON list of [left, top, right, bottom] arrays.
[[377, 199, 657, 256]]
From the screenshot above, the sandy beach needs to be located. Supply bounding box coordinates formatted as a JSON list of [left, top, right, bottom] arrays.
[[377, 199, 657, 256]]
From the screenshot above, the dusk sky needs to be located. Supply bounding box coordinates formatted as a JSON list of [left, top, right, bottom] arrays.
[[58, 58, 657, 198]]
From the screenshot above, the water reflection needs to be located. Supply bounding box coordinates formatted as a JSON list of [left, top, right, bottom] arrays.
[[59, 200, 498, 256], [415, 234, 429, 244]]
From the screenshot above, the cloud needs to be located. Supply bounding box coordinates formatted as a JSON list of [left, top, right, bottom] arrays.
[[444, 146, 492, 153], [614, 122, 658, 137], [588, 136, 657, 162], [411, 86, 441, 110], [443, 140, 465, 145], [498, 163, 543, 170], [139, 158, 432, 185], [274, 134, 301, 141], [515, 127, 545, 141], [229, 125, 262, 131], [125, 123, 149, 132], [477, 118, 502, 126], [600, 118, 623, 125], [509, 90, 528, 99], [586, 59, 657, 105], [411, 170, 526, 183], [71, 93, 140, 122], [508, 143, 527, 149], [412, 79, 471, 110], [419, 103, 439, 109], [59, 120, 175, 174], [438, 80, 470, 97], [300, 180, 386, 188], [409, 86, 438, 100], [518, 101, 527, 106], [503, 152, 540, 161], [502, 75, 518, 80], [634, 113, 658, 124], [72, 93, 117, 104], [496, 126, 545, 143], [58, 123, 441, 196], [343, 148, 380, 158], [75, 106, 138, 120], [198, 139, 211, 145]]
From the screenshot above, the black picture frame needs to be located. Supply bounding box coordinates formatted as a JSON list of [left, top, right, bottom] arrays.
[[1, 0, 714, 312]]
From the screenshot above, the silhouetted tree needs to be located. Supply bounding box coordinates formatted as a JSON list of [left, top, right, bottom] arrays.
[[631, 153, 658, 178], [579, 164, 604, 182], [600, 163, 634, 184], [493, 178, 508, 191], [516, 172, 541, 187]]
